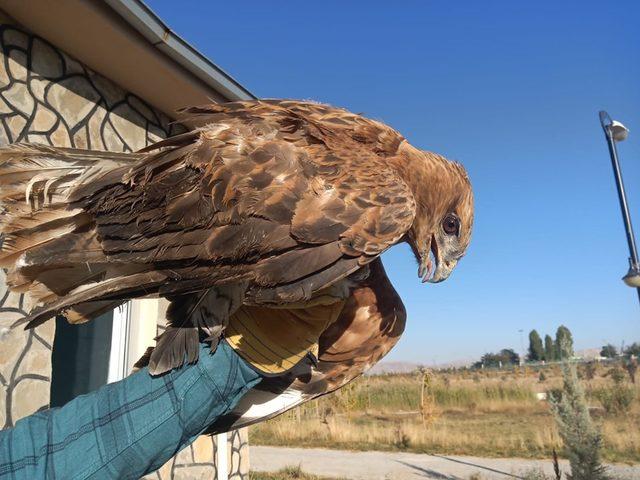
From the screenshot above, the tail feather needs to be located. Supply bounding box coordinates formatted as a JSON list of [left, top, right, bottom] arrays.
[[1, 207, 83, 234], [0, 142, 143, 325], [0, 219, 83, 268], [0, 144, 140, 210], [64, 300, 126, 325], [17, 229, 104, 268], [17, 269, 169, 329]]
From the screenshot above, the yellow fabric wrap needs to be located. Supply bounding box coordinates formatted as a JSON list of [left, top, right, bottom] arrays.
[[225, 299, 346, 375]]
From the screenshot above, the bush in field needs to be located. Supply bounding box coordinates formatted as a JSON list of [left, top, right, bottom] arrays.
[[583, 362, 597, 381], [594, 386, 635, 415], [251, 465, 347, 480], [393, 426, 411, 449], [547, 387, 563, 403], [521, 450, 562, 480], [538, 371, 547, 383], [523, 469, 553, 480], [605, 366, 626, 385], [418, 368, 439, 426], [549, 352, 609, 480], [625, 357, 637, 384]]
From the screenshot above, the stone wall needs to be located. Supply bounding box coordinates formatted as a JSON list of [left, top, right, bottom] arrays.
[[0, 20, 248, 479], [153, 430, 249, 480]]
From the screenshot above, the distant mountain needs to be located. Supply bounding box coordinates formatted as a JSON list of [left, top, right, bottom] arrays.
[[367, 357, 476, 375], [574, 348, 603, 360], [369, 347, 609, 375], [367, 361, 421, 375]]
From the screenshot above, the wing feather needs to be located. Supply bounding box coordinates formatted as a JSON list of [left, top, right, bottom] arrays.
[[2, 100, 416, 326]]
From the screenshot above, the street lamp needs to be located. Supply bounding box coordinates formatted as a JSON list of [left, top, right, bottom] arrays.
[[599, 111, 640, 304], [518, 329, 524, 366]]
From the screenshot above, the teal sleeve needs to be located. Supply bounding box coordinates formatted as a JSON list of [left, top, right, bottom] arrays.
[[0, 341, 261, 480]]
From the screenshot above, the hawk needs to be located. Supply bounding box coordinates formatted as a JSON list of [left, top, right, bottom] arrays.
[[0, 100, 473, 375]]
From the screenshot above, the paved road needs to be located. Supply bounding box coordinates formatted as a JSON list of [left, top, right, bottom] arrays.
[[251, 446, 640, 479]]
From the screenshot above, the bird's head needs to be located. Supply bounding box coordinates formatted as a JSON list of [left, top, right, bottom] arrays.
[[398, 145, 474, 284]]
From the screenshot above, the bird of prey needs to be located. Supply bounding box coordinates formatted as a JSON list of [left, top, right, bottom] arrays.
[[0, 100, 473, 375]]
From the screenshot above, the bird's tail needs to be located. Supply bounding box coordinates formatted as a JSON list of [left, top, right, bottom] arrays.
[[0, 143, 143, 326]]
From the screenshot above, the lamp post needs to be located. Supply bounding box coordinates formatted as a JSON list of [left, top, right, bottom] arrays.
[[599, 111, 640, 306], [518, 329, 524, 366]]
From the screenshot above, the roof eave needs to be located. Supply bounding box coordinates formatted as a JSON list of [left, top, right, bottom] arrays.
[[103, 0, 256, 101]]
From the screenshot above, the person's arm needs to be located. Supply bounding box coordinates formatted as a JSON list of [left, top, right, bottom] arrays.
[[0, 341, 261, 480]]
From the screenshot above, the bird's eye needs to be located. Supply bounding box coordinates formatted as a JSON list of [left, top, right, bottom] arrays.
[[442, 214, 460, 236]]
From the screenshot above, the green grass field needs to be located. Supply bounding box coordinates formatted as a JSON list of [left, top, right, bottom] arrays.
[[251, 362, 640, 463]]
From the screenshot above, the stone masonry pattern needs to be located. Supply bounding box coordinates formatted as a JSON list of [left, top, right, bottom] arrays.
[[0, 21, 249, 479]]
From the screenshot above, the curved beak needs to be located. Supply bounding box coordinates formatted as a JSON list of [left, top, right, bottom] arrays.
[[418, 254, 434, 283], [418, 235, 457, 284], [428, 258, 457, 283], [418, 235, 438, 283]]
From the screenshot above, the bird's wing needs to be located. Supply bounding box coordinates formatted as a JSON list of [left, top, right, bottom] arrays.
[[6, 100, 416, 325], [87, 102, 417, 302], [204, 258, 407, 433]]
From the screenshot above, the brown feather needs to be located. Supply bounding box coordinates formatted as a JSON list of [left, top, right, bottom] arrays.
[[149, 284, 246, 375]]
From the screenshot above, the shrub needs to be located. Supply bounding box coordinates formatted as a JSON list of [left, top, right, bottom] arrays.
[[606, 366, 625, 385], [522, 469, 552, 480], [549, 353, 609, 480], [547, 387, 562, 403], [625, 357, 637, 384], [583, 362, 597, 381], [393, 426, 411, 450], [594, 386, 635, 415]]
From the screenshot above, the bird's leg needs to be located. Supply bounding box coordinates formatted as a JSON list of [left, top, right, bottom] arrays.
[[193, 283, 248, 345], [148, 282, 248, 375]]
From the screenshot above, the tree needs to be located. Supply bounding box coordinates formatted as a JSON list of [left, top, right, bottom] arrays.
[[623, 342, 640, 358], [549, 351, 609, 480], [600, 344, 617, 358], [499, 348, 520, 365], [545, 334, 556, 361], [474, 349, 520, 369], [527, 330, 544, 362], [555, 325, 574, 359]]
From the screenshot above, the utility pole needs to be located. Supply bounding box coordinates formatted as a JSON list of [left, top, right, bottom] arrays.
[[599, 111, 640, 307], [519, 329, 524, 366]]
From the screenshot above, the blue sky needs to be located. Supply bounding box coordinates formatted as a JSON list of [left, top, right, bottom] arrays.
[[147, 1, 640, 364]]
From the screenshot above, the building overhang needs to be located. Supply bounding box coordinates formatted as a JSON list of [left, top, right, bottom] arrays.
[[0, 0, 255, 118]]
